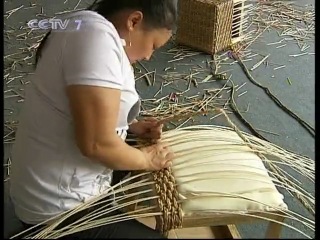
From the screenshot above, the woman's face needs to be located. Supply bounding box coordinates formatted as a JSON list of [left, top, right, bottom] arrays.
[[122, 11, 173, 64], [125, 28, 172, 64]]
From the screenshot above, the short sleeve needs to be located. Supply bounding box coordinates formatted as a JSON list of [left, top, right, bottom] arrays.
[[62, 24, 124, 90]]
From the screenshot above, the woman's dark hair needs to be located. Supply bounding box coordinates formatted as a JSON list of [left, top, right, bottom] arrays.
[[35, 0, 178, 66]]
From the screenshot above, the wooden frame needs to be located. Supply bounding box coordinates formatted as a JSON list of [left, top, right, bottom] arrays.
[[122, 176, 286, 239], [181, 211, 285, 239], [145, 207, 285, 239], [118, 190, 286, 239]]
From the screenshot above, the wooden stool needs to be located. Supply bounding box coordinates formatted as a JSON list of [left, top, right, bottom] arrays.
[[121, 127, 288, 239], [128, 178, 286, 239]]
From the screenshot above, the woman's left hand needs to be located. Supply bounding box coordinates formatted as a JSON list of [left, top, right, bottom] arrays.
[[129, 118, 163, 141]]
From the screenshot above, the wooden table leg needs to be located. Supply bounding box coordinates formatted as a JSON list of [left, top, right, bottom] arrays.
[[211, 225, 242, 239], [265, 216, 285, 239]]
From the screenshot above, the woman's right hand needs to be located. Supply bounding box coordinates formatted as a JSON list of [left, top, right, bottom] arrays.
[[140, 142, 175, 171]]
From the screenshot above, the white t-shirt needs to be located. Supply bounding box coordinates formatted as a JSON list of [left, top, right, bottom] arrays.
[[10, 10, 140, 224]]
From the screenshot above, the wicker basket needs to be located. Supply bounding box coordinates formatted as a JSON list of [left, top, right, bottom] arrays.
[[176, 0, 237, 54]]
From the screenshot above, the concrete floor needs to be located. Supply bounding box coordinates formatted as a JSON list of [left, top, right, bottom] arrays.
[[4, 0, 315, 238]]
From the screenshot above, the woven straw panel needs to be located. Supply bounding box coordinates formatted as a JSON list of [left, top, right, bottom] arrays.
[[176, 0, 234, 54], [214, 0, 234, 52]]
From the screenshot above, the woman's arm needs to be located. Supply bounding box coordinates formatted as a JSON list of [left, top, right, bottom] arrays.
[[62, 25, 173, 171], [67, 85, 150, 171]]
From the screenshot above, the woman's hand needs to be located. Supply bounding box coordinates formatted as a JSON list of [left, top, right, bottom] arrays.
[[140, 142, 174, 171], [129, 118, 163, 141]]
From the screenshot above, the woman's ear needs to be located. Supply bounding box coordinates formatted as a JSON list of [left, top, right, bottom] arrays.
[[127, 11, 144, 30]]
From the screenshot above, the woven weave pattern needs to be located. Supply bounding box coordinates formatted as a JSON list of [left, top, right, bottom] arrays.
[[152, 168, 183, 233], [176, 0, 234, 54]]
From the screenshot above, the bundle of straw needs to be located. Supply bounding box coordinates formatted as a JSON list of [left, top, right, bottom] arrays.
[[12, 112, 314, 239]]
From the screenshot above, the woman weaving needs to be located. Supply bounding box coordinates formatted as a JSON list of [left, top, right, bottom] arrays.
[[10, 0, 177, 238]]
